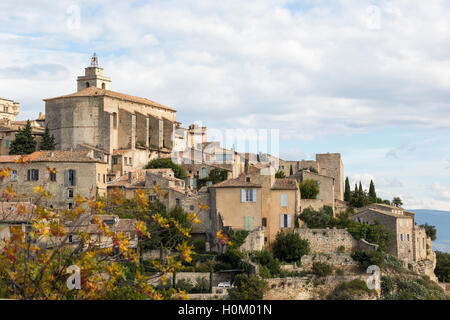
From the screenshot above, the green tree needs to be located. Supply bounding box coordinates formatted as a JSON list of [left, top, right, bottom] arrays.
[[299, 179, 320, 199], [358, 181, 363, 193], [344, 177, 351, 202], [273, 232, 310, 263], [40, 125, 56, 150], [435, 251, 450, 283], [392, 197, 403, 207], [275, 170, 286, 179], [368, 180, 376, 203], [299, 206, 334, 228], [420, 223, 437, 241], [228, 274, 268, 300], [145, 158, 187, 179], [289, 165, 294, 176], [9, 120, 37, 155]]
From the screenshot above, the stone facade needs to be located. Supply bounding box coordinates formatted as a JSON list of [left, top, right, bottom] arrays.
[[0, 150, 108, 209], [296, 228, 359, 254], [0, 97, 19, 121], [45, 60, 176, 178], [0, 118, 45, 156]]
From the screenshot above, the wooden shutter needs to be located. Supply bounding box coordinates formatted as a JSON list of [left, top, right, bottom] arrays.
[[64, 170, 68, 186], [27, 169, 31, 181], [245, 216, 254, 231], [72, 170, 77, 186], [241, 189, 246, 202], [280, 214, 285, 228], [287, 214, 292, 228]]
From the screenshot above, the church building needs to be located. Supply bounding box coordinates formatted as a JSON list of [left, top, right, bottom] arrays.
[[44, 54, 177, 178]]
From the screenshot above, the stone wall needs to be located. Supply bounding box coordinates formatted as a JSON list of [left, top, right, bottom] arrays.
[[300, 253, 360, 272], [264, 274, 374, 300], [240, 228, 265, 252], [301, 199, 325, 213], [296, 228, 358, 254]]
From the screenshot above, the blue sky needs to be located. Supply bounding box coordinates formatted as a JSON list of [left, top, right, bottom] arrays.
[[1, 0, 450, 210]]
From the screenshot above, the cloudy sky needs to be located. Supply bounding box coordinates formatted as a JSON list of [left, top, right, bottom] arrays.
[[1, 0, 450, 210]]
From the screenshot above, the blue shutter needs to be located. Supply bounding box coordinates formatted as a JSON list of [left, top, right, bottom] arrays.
[[280, 214, 284, 228], [241, 189, 246, 202], [287, 215, 292, 228], [252, 189, 257, 202]]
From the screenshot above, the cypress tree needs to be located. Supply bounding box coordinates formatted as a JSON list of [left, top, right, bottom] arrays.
[[40, 125, 56, 150], [9, 120, 37, 155], [289, 164, 294, 176], [344, 177, 351, 202], [359, 181, 363, 193], [368, 180, 376, 203]]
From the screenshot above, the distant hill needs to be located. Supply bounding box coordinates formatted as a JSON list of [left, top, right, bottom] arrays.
[[409, 209, 450, 253]]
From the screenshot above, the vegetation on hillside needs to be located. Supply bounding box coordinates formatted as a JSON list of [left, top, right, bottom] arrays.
[[272, 231, 310, 263], [435, 251, 450, 283]]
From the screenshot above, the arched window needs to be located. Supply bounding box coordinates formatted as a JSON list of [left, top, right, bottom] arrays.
[[102, 83, 106, 89], [86, 82, 90, 88], [112, 112, 117, 129]]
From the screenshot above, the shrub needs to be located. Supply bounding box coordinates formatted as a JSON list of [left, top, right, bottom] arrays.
[[273, 232, 310, 263], [217, 247, 244, 268], [327, 279, 375, 300], [381, 276, 395, 296], [299, 207, 334, 228], [192, 239, 206, 253], [259, 265, 272, 279], [299, 179, 320, 199], [145, 158, 187, 179], [337, 245, 345, 253], [252, 250, 281, 277], [228, 274, 268, 300], [312, 262, 333, 277], [351, 250, 384, 270], [175, 279, 194, 292]]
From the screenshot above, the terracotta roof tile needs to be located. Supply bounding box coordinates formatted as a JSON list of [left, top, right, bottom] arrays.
[[44, 87, 176, 112], [0, 150, 105, 163], [209, 178, 261, 189], [271, 178, 298, 190]]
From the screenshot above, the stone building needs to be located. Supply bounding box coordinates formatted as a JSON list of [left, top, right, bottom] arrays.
[[0, 97, 20, 121], [0, 117, 46, 155], [0, 150, 108, 209], [351, 203, 428, 263], [44, 55, 177, 178], [209, 166, 300, 248], [291, 169, 335, 214], [280, 153, 344, 201]]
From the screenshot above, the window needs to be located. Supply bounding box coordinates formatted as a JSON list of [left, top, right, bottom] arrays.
[[103, 174, 106, 183], [68, 203, 73, 209], [5, 139, 10, 148], [400, 234, 404, 241], [27, 169, 39, 181], [406, 234, 410, 241], [264, 237, 268, 243], [149, 195, 157, 202], [280, 214, 292, 228], [189, 205, 195, 211], [399, 220, 403, 227], [49, 170, 56, 182], [280, 194, 288, 207], [176, 198, 180, 207], [68, 189, 74, 198], [262, 218, 267, 227], [202, 167, 207, 178], [244, 216, 254, 231], [102, 83, 106, 89], [65, 169, 76, 186], [11, 170, 17, 182], [86, 82, 90, 88], [68, 235, 73, 243], [113, 157, 118, 165], [241, 189, 257, 202], [246, 177, 251, 182]]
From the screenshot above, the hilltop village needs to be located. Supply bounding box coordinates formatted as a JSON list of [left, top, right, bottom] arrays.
[[0, 55, 446, 300]]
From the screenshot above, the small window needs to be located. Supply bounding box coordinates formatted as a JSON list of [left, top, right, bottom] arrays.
[[103, 174, 106, 183], [149, 195, 157, 202], [67, 169, 76, 186], [86, 82, 90, 88], [246, 177, 250, 182], [264, 237, 268, 243], [189, 205, 195, 211], [281, 194, 288, 207], [5, 139, 10, 148], [68, 235, 73, 243], [11, 170, 17, 181], [406, 234, 410, 241], [68, 189, 74, 198], [176, 198, 180, 207], [27, 169, 39, 181], [102, 83, 106, 89], [49, 170, 56, 182], [262, 218, 267, 227], [68, 203, 73, 209]]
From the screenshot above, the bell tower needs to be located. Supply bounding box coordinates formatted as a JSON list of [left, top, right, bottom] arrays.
[[76, 53, 112, 91]]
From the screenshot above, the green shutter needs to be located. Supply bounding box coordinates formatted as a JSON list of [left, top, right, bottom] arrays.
[[245, 216, 254, 231]]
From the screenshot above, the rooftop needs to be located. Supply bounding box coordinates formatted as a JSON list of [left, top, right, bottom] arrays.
[[0, 150, 106, 164], [44, 87, 176, 112], [271, 178, 299, 190]]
